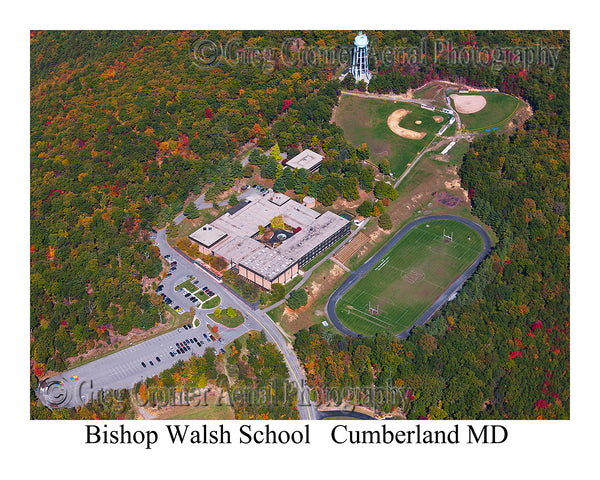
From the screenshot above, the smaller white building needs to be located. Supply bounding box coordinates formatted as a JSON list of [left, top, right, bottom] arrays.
[[286, 149, 323, 173]]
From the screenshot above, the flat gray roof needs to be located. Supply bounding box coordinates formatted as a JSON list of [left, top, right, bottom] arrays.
[[286, 149, 323, 171], [189, 193, 349, 280], [188, 225, 227, 248]]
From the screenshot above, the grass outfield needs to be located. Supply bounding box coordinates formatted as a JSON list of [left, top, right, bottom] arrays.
[[336, 219, 483, 335], [451, 92, 520, 131], [334, 95, 449, 175]]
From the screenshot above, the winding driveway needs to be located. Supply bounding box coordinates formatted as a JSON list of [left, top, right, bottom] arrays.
[[325, 215, 492, 339]]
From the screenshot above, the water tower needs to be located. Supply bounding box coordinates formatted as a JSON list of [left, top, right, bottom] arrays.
[[351, 31, 372, 83]]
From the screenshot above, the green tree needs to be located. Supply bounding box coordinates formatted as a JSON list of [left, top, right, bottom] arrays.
[[379, 158, 391, 175], [287, 289, 308, 310], [166, 222, 178, 238], [378, 212, 392, 230], [357, 200, 374, 217], [317, 184, 338, 206], [270, 215, 285, 230], [273, 177, 286, 193], [184, 202, 200, 219], [294, 168, 309, 194], [270, 283, 285, 302], [282, 167, 295, 190], [359, 167, 375, 192], [261, 159, 278, 179], [341, 176, 360, 201], [229, 194, 239, 206]]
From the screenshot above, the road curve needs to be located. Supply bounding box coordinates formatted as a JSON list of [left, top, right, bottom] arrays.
[[325, 215, 492, 339]]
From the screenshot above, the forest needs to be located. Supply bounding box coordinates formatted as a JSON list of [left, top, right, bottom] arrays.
[[30, 30, 568, 420], [293, 32, 570, 419]]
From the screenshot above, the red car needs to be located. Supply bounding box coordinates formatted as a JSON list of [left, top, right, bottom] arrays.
[[209, 335, 216, 341]]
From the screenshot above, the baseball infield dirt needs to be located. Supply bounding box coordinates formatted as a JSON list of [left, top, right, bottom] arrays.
[[387, 109, 426, 140], [450, 94, 487, 114]]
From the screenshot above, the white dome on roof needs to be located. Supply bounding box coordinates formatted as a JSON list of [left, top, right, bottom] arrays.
[[354, 31, 369, 48]]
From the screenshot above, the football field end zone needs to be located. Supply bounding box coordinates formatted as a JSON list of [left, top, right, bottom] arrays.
[[325, 215, 492, 339], [336, 221, 482, 333]]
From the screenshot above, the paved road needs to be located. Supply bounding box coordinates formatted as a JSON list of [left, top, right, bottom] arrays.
[[38, 227, 317, 420], [325, 215, 492, 339]]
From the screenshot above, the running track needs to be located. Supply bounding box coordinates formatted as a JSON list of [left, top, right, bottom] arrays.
[[325, 215, 492, 339]]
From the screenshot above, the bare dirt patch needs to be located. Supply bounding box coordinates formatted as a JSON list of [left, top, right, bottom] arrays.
[[433, 116, 443, 123], [387, 109, 426, 140], [450, 94, 487, 114], [415, 120, 422, 125]]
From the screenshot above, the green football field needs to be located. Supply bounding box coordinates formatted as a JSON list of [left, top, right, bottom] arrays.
[[336, 219, 484, 335]]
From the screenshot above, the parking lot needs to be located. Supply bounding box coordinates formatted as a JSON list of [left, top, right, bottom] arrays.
[[157, 258, 218, 314]]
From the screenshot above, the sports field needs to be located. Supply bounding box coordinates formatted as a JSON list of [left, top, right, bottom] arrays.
[[334, 95, 450, 175], [450, 91, 520, 131], [335, 219, 484, 335]]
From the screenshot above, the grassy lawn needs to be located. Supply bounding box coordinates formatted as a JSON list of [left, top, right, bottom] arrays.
[[175, 278, 198, 293], [334, 95, 450, 176], [202, 295, 221, 309], [336, 219, 484, 335], [151, 394, 235, 420], [451, 92, 520, 131], [209, 308, 245, 328]]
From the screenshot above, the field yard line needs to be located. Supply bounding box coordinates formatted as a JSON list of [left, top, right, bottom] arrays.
[[326, 215, 493, 338], [344, 308, 395, 328]]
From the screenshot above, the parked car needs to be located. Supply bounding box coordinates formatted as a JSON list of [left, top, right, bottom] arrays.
[[141, 362, 146, 367], [156, 356, 161, 362]]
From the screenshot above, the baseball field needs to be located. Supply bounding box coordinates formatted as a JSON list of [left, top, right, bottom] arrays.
[[335, 219, 484, 336], [334, 95, 450, 176]]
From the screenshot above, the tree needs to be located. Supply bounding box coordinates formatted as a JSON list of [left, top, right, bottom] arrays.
[[359, 167, 375, 192], [270, 143, 282, 161], [184, 202, 200, 219], [287, 289, 308, 310], [379, 158, 391, 175], [270, 215, 285, 230], [341, 176, 360, 201], [294, 168, 309, 194], [270, 283, 285, 302], [228, 194, 239, 206], [378, 212, 393, 230], [273, 177, 286, 193], [166, 222, 178, 238], [356, 143, 370, 160], [282, 167, 295, 190], [261, 159, 278, 179], [357, 200, 374, 217], [226, 306, 236, 318], [248, 149, 262, 166], [214, 307, 221, 318], [317, 184, 338, 206], [374, 181, 398, 200]]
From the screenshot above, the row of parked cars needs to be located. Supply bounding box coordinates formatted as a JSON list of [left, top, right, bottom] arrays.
[[141, 355, 161, 368]]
